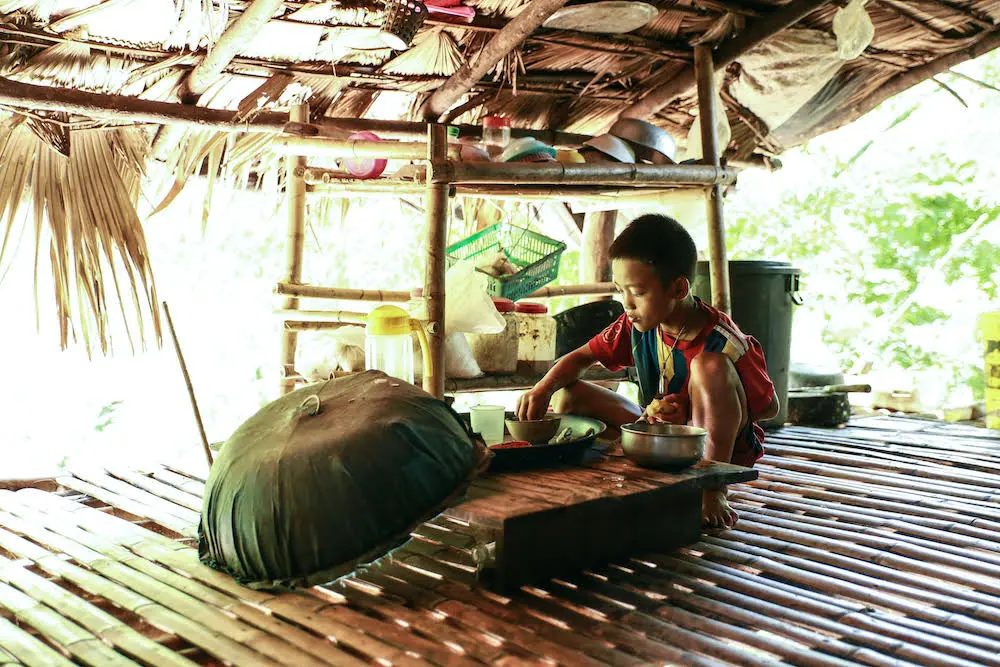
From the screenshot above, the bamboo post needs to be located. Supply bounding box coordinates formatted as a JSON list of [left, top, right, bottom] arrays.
[[581, 211, 617, 302], [423, 125, 450, 398], [695, 45, 732, 315], [279, 102, 309, 395], [162, 302, 213, 470]]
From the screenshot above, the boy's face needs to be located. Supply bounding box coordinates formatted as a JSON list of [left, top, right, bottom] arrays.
[[611, 258, 687, 332]]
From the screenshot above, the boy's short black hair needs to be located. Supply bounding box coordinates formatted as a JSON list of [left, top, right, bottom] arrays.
[[608, 214, 697, 287]]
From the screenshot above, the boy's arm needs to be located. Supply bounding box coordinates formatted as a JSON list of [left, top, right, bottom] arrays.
[[516, 345, 599, 420]]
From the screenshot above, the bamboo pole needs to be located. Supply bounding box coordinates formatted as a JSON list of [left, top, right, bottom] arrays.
[[309, 181, 697, 204], [182, 0, 286, 99], [276, 310, 369, 324], [695, 45, 732, 315], [423, 0, 573, 120], [275, 283, 411, 303], [423, 125, 449, 398], [279, 102, 309, 396], [526, 283, 617, 298], [581, 211, 617, 303], [431, 161, 736, 187], [274, 136, 461, 160], [283, 119, 591, 148], [621, 0, 831, 120], [283, 321, 350, 331], [162, 303, 213, 470]]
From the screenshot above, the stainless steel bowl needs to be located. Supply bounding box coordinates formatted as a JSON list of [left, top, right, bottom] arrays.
[[609, 118, 677, 164], [620, 422, 706, 469]]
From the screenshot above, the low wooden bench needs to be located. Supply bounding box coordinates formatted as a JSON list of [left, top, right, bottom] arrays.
[[444, 450, 757, 590]]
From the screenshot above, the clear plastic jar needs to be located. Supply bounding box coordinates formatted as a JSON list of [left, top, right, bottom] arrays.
[[514, 302, 556, 376], [466, 297, 518, 375], [482, 116, 511, 158]]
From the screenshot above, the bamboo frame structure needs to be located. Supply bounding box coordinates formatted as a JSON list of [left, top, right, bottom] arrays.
[[278, 102, 309, 395], [423, 125, 450, 399], [696, 45, 732, 316], [581, 211, 617, 302], [274, 136, 462, 160], [526, 283, 617, 298], [430, 162, 737, 187]]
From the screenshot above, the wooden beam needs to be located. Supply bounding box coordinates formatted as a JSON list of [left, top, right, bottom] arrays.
[[423, 125, 450, 399], [696, 45, 732, 316], [183, 0, 286, 99], [621, 0, 831, 120], [279, 102, 308, 396], [805, 28, 1000, 144], [430, 161, 738, 187], [0, 79, 593, 146], [422, 0, 574, 121], [581, 211, 617, 301]]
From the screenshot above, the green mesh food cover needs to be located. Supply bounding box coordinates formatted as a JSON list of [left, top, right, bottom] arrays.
[[198, 371, 489, 588]]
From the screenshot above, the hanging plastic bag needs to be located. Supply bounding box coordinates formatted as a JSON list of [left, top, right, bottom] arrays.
[[445, 260, 506, 334], [833, 0, 874, 60], [682, 77, 731, 161]]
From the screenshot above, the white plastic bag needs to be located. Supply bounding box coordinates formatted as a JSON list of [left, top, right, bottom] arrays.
[[414, 332, 483, 380], [833, 0, 874, 60], [681, 76, 731, 161], [445, 260, 506, 334]]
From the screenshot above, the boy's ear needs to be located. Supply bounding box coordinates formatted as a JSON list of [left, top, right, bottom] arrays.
[[673, 277, 691, 299]]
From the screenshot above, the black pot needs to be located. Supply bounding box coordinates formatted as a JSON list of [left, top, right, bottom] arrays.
[[554, 300, 624, 357]]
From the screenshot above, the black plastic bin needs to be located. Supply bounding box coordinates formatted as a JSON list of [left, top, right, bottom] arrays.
[[692, 261, 801, 429]]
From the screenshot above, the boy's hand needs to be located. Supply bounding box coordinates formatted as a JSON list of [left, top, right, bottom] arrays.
[[702, 488, 739, 529], [645, 394, 687, 425], [516, 386, 553, 421]]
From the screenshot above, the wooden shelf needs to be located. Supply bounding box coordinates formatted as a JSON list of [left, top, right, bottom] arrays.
[[445, 367, 635, 393]]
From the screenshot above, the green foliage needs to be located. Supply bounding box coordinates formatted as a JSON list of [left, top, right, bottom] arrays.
[[727, 147, 1000, 402], [94, 400, 123, 433]]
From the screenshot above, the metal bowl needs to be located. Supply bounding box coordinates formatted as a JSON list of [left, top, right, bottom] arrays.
[[609, 118, 676, 164], [581, 134, 636, 164], [620, 422, 706, 469]]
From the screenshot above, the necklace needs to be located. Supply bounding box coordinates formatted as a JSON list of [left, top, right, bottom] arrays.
[[657, 306, 691, 392]]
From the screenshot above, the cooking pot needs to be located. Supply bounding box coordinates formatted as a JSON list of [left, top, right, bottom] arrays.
[[620, 422, 705, 470], [787, 384, 870, 427]]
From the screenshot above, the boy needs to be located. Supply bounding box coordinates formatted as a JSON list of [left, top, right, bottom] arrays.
[[516, 214, 778, 528]]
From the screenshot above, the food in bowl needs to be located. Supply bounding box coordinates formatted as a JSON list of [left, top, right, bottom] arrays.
[[505, 416, 562, 444]]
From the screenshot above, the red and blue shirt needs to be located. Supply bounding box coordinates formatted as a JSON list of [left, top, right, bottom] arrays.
[[588, 298, 774, 466]]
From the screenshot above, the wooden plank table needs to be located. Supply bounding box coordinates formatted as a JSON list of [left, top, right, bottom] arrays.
[[443, 448, 757, 590]]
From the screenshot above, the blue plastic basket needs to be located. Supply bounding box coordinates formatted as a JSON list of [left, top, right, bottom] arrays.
[[447, 223, 567, 301]]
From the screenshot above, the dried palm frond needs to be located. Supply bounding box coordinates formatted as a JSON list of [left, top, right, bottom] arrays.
[[0, 124, 159, 355], [25, 110, 70, 157], [338, 48, 394, 66], [380, 29, 465, 76], [521, 44, 634, 73], [465, 0, 532, 18], [8, 42, 141, 94], [286, 1, 384, 27], [166, 0, 230, 51]]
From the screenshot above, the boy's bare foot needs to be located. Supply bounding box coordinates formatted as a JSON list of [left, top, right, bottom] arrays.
[[702, 488, 739, 529]]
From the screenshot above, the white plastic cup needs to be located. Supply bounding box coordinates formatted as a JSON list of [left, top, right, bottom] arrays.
[[470, 404, 505, 445]]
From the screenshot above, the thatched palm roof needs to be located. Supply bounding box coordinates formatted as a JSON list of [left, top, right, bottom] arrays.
[[2, 0, 999, 351]]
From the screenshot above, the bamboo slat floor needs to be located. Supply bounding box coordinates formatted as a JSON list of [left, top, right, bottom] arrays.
[[0, 415, 997, 665]]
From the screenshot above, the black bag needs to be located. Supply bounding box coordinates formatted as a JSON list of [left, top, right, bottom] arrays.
[[198, 371, 489, 588]]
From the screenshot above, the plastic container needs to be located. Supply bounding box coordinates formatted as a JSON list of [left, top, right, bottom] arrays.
[[554, 299, 624, 357], [980, 310, 1000, 429], [446, 222, 566, 301], [692, 261, 802, 429], [365, 305, 418, 384], [466, 297, 518, 375], [470, 404, 505, 445], [515, 302, 556, 376], [482, 116, 510, 157]]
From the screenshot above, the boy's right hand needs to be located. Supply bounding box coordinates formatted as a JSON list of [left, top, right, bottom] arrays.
[[516, 386, 553, 421]]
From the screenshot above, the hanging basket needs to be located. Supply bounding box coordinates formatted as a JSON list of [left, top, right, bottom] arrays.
[[379, 0, 428, 50]]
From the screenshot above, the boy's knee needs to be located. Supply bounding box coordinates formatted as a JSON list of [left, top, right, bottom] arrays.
[[550, 385, 575, 413], [690, 352, 738, 387]]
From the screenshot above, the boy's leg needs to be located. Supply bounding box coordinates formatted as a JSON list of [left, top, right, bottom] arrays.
[[688, 351, 749, 529], [551, 380, 642, 437]]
